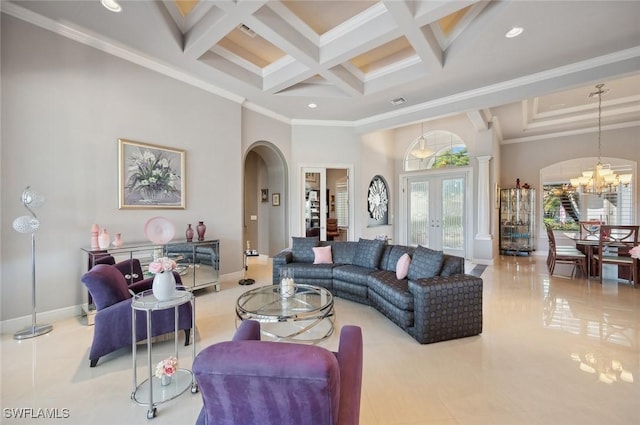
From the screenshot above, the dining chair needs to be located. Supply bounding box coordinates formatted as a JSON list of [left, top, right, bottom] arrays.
[[545, 223, 587, 278], [592, 225, 639, 286], [579, 220, 604, 241]]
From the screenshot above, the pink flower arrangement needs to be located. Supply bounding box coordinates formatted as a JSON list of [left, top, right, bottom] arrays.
[[155, 356, 178, 378], [148, 257, 177, 274], [630, 246, 639, 259]]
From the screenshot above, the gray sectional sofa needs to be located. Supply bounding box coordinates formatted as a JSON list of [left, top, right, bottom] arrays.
[[272, 237, 483, 344]]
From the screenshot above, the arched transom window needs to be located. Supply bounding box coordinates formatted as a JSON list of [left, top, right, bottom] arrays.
[[404, 130, 469, 171]]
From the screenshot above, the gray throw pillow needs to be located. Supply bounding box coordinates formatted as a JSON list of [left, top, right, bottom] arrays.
[[291, 236, 319, 263], [352, 238, 385, 269], [407, 245, 444, 280], [328, 241, 356, 264]]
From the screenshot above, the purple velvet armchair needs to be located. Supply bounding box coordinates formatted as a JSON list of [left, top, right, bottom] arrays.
[[193, 320, 363, 425], [81, 264, 192, 367]]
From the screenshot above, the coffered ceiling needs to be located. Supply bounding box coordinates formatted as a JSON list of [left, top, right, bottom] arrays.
[[3, 0, 640, 139]]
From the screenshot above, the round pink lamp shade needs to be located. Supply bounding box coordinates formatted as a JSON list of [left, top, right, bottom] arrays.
[[144, 217, 175, 244]]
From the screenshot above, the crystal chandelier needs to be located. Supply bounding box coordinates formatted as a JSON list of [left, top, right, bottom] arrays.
[[569, 83, 632, 195], [411, 122, 434, 159]]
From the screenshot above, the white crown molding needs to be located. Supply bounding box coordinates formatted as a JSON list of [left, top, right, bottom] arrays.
[[290, 119, 355, 127], [502, 120, 640, 145], [242, 101, 291, 125]]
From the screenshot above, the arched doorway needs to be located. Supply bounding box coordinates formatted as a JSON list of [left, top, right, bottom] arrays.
[[243, 142, 289, 257], [541, 156, 635, 231]]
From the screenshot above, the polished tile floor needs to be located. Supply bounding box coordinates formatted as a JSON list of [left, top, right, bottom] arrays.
[[2, 255, 639, 424]]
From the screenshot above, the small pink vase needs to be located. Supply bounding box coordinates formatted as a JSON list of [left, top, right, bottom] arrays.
[[91, 224, 100, 250], [112, 233, 123, 247], [186, 224, 194, 242], [98, 228, 110, 250]]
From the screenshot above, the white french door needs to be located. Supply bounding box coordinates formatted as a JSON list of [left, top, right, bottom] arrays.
[[401, 171, 467, 257]]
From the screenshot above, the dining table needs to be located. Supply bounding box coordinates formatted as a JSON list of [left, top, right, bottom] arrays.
[[563, 230, 639, 281]]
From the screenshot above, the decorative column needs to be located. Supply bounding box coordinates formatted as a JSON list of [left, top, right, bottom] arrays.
[[476, 155, 492, 240]]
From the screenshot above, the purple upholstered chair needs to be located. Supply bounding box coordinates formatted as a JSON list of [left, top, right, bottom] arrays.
[[81, 264, 192, 367], [193, 320, 363, 425]]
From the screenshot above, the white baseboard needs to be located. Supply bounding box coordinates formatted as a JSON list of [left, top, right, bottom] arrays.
[[1, 271, 242, 335], [473, 258, 494, 266], [1, 305, 82, 335]]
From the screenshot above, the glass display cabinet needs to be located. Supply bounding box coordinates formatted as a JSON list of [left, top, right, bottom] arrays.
[[500, 188, 535, 255]]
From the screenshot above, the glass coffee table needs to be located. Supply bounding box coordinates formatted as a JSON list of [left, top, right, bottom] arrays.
[[236, 284, 335, 343]]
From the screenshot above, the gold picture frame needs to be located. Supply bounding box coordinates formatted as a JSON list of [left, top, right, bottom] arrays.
[[118, 139, 186, 209]]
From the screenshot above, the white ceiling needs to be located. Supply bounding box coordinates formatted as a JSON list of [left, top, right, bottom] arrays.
[[3, 0, 640, 139]]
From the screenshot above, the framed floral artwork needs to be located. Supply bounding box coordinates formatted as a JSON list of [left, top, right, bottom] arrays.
[[118, 139, 186, 209]]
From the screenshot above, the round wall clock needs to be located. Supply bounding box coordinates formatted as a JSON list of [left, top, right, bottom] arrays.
[[367, 176, 388, 221]]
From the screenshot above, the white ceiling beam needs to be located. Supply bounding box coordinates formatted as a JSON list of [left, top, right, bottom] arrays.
[[443, 1, 508, 62], [183, 1, 267, 59], [413, 0, 482, 27], [263, 63, 315, 94], [237, 6, 322, 92], [467, 110, 489, 131], [323, 65, 364, 97], [364, 61, 431, 94], [382, 0, 443, 70], [199, 51, 263, 89], [320, 10, 400, 68], [247, 6, 319, 64]]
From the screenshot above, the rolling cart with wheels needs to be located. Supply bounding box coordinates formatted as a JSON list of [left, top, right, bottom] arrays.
[[131, 289, 197, 419]]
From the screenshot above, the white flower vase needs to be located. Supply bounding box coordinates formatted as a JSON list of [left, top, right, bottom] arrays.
[[160, 374, 172, 386], [152, 272, 176, 301]]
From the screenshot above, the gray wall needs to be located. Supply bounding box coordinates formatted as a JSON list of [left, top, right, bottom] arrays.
[[291, 125, 362, 239], [1, 15, 243, 323]]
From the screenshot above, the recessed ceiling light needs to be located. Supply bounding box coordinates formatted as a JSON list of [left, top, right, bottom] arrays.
[[505, 27, 523, 38], [308, 103, 317, 109], [390, 97, 406, 106], [101, 0, 122, 13]]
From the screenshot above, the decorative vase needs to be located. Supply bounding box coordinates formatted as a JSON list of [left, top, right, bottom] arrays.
[[91, 224, 100, 250], [196, 221, 206, 241], [279, 269, 296, 298], [152, 271, 176, 301], [185, 224, 194, 242], [98, 228, 110, 250], [112, 233, 123, 247], [160, 374, 172, 386]]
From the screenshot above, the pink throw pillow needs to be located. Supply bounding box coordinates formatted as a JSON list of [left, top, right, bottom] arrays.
[[313, 246, 333, 264], [396, 253, 411, 279]]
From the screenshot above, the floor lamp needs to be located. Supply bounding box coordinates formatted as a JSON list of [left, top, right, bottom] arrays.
[[12, 186, 53, 340]]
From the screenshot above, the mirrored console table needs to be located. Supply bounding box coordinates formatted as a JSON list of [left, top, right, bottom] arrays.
[[81, 240, 220, 324]]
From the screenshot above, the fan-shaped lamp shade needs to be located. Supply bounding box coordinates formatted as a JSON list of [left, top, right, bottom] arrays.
[[13, 215, 40, 234], [22, 188, 45, 208]]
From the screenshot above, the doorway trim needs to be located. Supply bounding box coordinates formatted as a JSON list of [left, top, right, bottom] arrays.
[[300, 163, 354, 241]]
